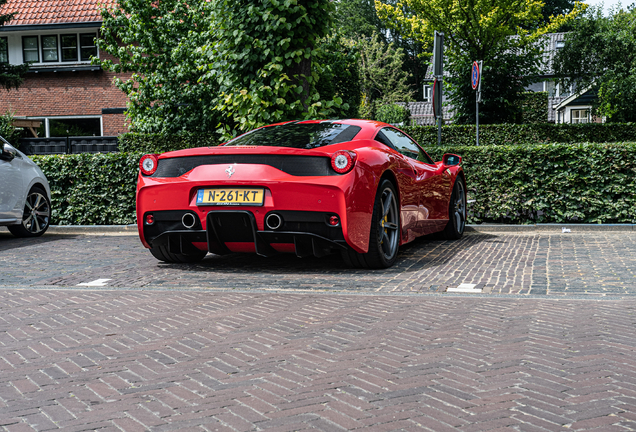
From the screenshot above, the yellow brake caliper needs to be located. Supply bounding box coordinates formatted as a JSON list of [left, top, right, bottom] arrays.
[[381, 216, 388, 243]]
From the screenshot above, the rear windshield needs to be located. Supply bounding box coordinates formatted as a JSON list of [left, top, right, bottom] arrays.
[[224, 122, 361, 149]]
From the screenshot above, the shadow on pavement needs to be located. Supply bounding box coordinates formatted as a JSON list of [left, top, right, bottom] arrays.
[[0, 232, 79, 252], [155, 232, 500, 275]]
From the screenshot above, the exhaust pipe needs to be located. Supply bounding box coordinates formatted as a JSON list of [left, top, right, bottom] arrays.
[[182, 213, 197, 229], [265, 213, 283, 230]]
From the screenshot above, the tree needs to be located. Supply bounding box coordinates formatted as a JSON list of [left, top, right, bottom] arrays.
[[334, 0, 428, 101], [334, 0, 385, 40], [0, 0, 29, 91], [375, 0, 586, 124], [315, 36, 362, 119], [200, 0, 347, 139], [95, 0, 216, 134], [357, 33, 414, 119], [553, 6, 636, 122]]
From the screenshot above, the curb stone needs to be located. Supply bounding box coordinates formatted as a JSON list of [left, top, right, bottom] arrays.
[[466, 223, 635, 232]]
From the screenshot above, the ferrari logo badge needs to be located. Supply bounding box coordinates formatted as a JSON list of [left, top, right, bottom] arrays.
[[225, 164, 235, 178]]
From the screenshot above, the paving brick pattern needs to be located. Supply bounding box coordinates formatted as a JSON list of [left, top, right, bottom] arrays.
[[1, 289, 636, 431], [1, 232, 635, 296]]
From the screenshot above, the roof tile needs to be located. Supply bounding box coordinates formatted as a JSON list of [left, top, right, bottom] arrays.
[[0, 0, 116, 26]]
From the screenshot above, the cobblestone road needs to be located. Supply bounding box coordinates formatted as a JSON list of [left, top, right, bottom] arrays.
[[1, 289, 636, 431], [1, 231, 635, 296], [1, 230, 636, 431]]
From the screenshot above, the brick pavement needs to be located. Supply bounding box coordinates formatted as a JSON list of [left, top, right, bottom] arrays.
[[0, 289, 636, 431], [2, 230, 636, 430], [1, 231, 635, 296]]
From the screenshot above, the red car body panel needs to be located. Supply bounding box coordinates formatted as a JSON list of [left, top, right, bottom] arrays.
[[136, 120, 463, 257]]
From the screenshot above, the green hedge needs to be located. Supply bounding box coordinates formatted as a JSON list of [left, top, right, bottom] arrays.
[[118, 132, 222, 154], [403, 123, 636, 146], [32, 153, 142, 225], [424, 142, 636, 224], [519, 91, 548, 124], [31, 143, 636, 226]]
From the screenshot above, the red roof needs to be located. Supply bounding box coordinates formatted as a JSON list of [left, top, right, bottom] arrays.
[[0, 0, 116, 26]]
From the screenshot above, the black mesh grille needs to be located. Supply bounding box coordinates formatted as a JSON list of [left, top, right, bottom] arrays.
[[150, 155, 336, 178]]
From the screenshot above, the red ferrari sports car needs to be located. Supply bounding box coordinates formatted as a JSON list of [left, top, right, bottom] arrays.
[[136, 119, 466, 268]]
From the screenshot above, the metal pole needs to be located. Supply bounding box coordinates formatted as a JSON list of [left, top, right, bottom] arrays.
[[476, 60, 482, 146], [476, 92, 479, 146]]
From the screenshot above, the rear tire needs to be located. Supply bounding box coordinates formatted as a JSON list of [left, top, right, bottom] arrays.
[[341, 179, 400, 269], [149, 244, 207, 263], [8, 186, 51, 238], [442, 176, 466, 240]]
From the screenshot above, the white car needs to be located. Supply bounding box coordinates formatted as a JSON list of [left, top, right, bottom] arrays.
[[0, 136, 51, 237]]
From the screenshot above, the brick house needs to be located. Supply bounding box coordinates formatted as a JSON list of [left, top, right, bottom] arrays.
[[0, 0, 129, 138]]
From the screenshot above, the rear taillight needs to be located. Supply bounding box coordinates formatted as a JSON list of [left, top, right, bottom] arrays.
[[331, 150, 356, 174], [140, 154, 159, 176]]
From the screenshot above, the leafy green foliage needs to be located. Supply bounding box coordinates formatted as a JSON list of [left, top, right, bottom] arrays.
[[117, 133, 222, 154], [376, 104, 411, 124], [445, 44, 545, 124], [423, 143, 636, 224], [358, 33, 414, 119], [519, 92, 549, 124], [32, 153, 142, 225], [375, 0, 585, 124], [553, 7, 636, 122], [334, 0, 428, 100], [403, 123, 636, 146], [315, 36, 362, 119], [0, 111, 21, 146], [201, 0, 345, 140], [95, 0, 217, 134], [32, 140, 636, 226], [334, 0, 385, 40], [0, 0, 29, 91]]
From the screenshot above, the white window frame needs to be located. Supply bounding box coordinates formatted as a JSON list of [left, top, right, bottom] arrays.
[[13, 30, 99, 66], [26, 115, 103, 137], [423, 85, 432, 102], [571, 109, 590, 124]]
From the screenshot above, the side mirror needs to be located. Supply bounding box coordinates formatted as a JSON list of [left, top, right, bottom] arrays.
[[442, 153, 461, 166], [1, 143, 16, 161]]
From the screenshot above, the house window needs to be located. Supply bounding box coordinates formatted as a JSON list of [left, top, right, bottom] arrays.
[[0, 37, 8, 63], [22, 36, 39, 63], [556, 41, 565, 49], [61, 34, 78, 61], [48, 117, 102, 137], [423, 85, 432, 102], [42, 35, 59, 62], [571, 109, 589, 124], [80, 34, 97, 61]]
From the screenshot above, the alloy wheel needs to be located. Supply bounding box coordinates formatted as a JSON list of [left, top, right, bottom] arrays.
[[379, 187, 399, 260], [22, 191, 50, 235], [453, 180, 466, 234]]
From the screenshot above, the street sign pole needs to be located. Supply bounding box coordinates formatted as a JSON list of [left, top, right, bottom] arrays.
[[471, 61, 482, 146], [433, 31, 444, 146]]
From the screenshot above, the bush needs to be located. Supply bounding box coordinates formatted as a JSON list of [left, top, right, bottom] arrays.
[[423, 142, 636, 224], [519, 92, 548, 124], [403, 123, 636, 146], [30, 142, 636, 226], [0, 111, 22, 147], [32, 153, 142, 225], [117, 132, 222, 154], [375, 103, 411, 125]]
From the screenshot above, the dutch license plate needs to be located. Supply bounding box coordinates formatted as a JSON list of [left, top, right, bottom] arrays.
[[196, 188, 264, 206]]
